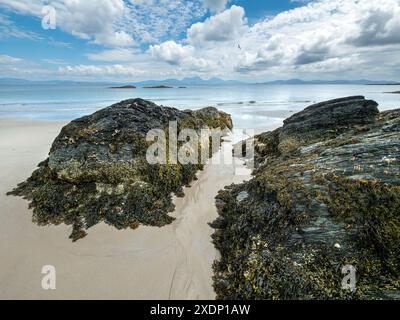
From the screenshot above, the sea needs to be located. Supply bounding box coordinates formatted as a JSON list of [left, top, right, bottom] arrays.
[[0, 83, 399, 130]]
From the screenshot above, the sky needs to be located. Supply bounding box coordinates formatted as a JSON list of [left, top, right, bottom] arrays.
[[0, 0, 400, 82]]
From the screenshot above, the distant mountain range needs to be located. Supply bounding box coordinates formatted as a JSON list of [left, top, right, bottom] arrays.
[[0, 77, 241, 86], [258, 79, 400, 85], [132, 77, 242, 86], [1, 77, 399, 86]]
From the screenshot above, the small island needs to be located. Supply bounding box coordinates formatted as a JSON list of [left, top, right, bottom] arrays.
[[110, 85, 137, 89], [143, 85, 173, 89]]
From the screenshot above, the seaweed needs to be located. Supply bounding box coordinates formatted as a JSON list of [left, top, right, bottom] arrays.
[[8, 99, 232, 241], [210, 98, 400, 300]]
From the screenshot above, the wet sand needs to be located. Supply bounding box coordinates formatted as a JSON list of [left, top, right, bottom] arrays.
[[0, 118, 275, 299]]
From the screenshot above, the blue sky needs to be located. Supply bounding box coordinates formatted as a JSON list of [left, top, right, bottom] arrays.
[[0, 0, 400, 82]]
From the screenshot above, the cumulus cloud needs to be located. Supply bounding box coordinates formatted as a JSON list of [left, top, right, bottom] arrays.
[[149, 40, 215, 72], [347, 1, 400, 46], [0, 0, 215, 46], [57, 0, 400, 80], [149, 41, 194, 65], [3, 0, 400, 80], [188, 5, 247, 43], [234, 0, 400, 76], [0, 0, 133, 46], [203, 0, 229, 13], [57, 0, 135, 47]]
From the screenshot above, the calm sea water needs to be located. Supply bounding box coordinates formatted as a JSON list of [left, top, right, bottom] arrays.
[[0, 84, 399, 130]]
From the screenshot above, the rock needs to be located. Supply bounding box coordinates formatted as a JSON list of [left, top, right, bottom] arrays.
[[8, 98, 232, 241], [110, 85, 137, 89], [282, 96, 379, 139], [210, 96, 400, 300], [143, 85, 173, 89]]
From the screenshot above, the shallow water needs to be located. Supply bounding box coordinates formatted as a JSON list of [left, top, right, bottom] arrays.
[[168, 129, 252, 299], [0, 83, 399, 130]]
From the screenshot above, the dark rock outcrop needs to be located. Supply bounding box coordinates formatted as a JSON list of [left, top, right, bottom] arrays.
[[211, 96, 400, 300], [110, 85, 137, 89], [9, 98, 232, 241], [282, 96, 378, 138], [143, 85, 173, 89]]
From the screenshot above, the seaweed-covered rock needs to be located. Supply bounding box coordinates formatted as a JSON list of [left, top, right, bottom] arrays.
[[211, 96, 400, 300], [282, 96, 378, 138], [9, 98, 232, 241]]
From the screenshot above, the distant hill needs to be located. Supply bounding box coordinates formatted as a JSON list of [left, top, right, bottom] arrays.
[[0, 78, 32, 85], [132, 77, 243, 86], [0, 77, 242, 86], [259, 79, 400, 85], [1, 77, 399, 86]]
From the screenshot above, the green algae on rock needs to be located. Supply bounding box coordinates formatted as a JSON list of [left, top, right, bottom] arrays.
[[8, 98, 232, 241], [210, 96, 400, 300]]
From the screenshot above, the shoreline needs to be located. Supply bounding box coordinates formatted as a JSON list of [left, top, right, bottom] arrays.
[[0, 117, 280, 299]]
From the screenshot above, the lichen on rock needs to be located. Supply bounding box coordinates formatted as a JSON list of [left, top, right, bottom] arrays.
[[210, 96, 400, 300], [8, 98, 232, 241]]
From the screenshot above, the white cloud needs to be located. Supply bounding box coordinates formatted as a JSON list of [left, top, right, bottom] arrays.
[[59, 64, 142, 77], [121, 0, 207, 44], [0, 54, 54, 78], [0, 54, 23, 64], [0, 0, 43, 14], [3, 0, 400, 81], [188, 5, 247, 43], [54, 0, 400, 80], [233, 0, 400, 77], [56, 0, 134, 47], [347, 1, 400, 46], [58, 61, 196, 81], [0, 0, 134, 46], [203, 0, 229, 13], [149, 41, 194, 65], [0, 11, 41, 40], [0, 0, 214, 46], [86, 48, 139, 62], [149, 40, 216, 72]]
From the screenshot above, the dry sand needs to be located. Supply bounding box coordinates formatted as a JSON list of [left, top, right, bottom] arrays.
[[0, 117, 284, 300]]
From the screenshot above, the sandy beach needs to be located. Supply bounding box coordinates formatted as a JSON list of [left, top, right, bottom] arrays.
[[0, 117, 281, 300]]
